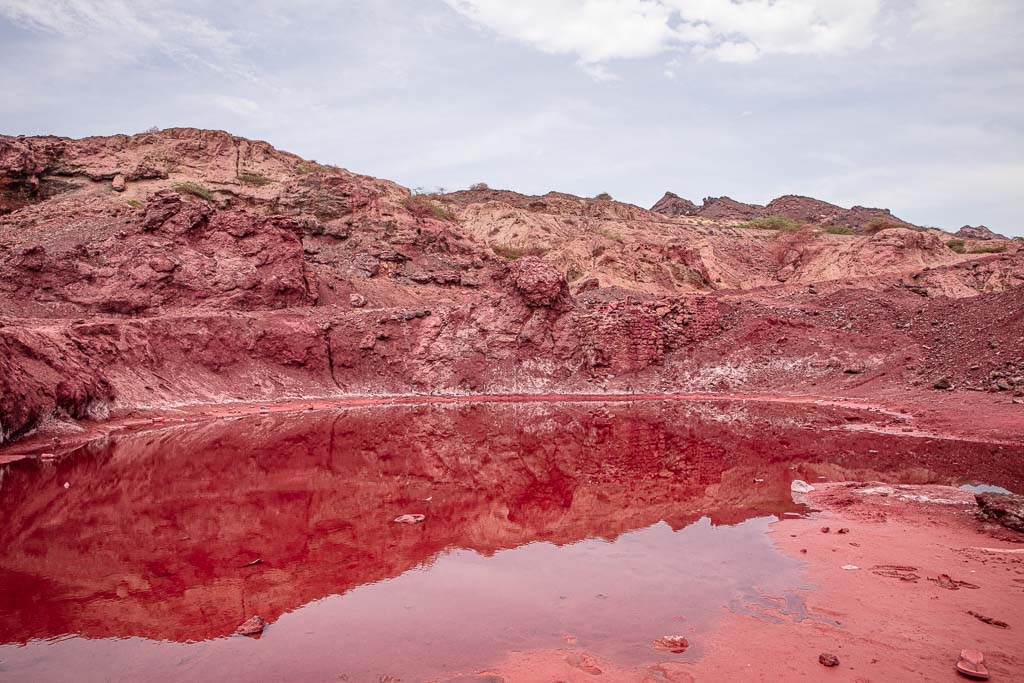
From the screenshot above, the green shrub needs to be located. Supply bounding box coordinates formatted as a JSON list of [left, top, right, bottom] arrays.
[[469, 182, 489, 191], [823, 225, 855, 235], [172, 182, 216, 202], [403, 194, 457, 221], [295, 163, 321, 175], [237, 171, 273, 186], [737, 215, 801, 231], [947, 239, 966, 253], [126, 199, 142, 207], [968, 244, 1005, 254], [594, 192, 612, 200]]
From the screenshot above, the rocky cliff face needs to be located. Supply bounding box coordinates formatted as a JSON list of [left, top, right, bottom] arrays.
[[0, 128, 1022, 445]]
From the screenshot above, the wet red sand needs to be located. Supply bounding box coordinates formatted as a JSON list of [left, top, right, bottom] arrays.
[[513, 483, 1024, 682], [427, 484, 1024, 682], [0, 399, 1021, 682]]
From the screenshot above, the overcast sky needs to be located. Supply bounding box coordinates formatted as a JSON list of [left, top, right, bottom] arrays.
[[1, 0, 1022, 235]]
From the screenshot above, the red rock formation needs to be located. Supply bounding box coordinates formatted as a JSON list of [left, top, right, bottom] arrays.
[[763, 194, 916, 230], [0, 128, 1022, 446]]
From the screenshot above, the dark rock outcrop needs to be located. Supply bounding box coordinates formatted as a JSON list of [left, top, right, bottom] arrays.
[[696, 196, 764, 220], [650, 192, 699, 217], [956, 225, 1006, 241], [976, 492, 1024, 532]]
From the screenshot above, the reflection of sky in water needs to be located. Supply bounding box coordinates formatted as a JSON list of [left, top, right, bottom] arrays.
[[0, 517, 805, 683], [960, 483, 1013, 495]]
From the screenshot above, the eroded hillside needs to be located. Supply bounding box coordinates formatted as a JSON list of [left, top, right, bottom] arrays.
[[1, 128, 1022, 445]]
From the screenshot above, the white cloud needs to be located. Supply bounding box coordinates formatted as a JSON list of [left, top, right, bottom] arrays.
[[0, 0, 259, 83], [443, 0, 678, 63], [702, 41, 760, 64], [912, 0, 1019, 39], [209, 94, 261, 117], [445, 0, 884, 75]]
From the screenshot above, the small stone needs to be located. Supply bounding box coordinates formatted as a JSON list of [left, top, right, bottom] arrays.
[[820, 526, 831, 533], [112, 173, 126, 192], [235, 615, 265, 636], [394, 513, 426, 524], [652, 636, 689, 653], [818, 653, 840, 667], [837, 528, 850, 534], [975, 492, 1024, 533], [565, 652, 603, 675], [791, 480, 814, 493], [932, 377, 952, 390], [349, 293, 367, 308]]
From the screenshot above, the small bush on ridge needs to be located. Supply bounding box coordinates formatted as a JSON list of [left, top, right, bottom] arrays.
[[172, 182, 216, 202]]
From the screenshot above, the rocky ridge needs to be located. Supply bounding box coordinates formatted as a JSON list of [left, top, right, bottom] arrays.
[[0, 128, 1022, 446], [650, 190, 919, 231], [955, 224, 1007, 240]]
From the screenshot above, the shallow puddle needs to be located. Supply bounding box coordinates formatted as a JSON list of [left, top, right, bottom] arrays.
[[0, 399, 1019, 682]]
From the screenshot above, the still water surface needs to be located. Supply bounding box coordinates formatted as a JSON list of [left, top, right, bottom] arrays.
[[0, 399, 1018, 682]]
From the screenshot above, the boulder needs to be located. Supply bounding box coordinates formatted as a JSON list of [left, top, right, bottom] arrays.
[[507, 256, 570, 309], [976, 492, 1024, 532], [235, 615, 265, 636]]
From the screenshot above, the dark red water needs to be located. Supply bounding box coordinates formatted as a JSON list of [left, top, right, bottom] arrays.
[[0, 399, 1018, 682]]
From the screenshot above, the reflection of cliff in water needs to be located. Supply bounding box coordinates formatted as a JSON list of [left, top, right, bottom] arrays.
[[0, 399, 1018, 644]]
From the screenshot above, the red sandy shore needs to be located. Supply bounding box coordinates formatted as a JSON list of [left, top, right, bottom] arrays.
[[428, 483, 1024, 682]]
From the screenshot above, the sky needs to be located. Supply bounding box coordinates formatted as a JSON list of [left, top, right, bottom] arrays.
[[1, 0, 1022, 235]]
